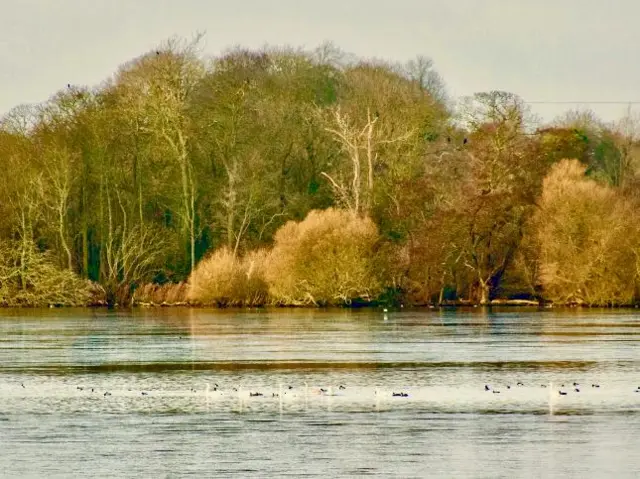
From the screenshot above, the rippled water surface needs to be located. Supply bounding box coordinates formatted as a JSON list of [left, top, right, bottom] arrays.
[[1, 307, 639, 478]]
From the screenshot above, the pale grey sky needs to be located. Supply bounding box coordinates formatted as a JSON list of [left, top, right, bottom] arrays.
[[2, 0, 640, 123]]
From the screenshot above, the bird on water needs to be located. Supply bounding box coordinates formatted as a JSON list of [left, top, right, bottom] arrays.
[[392, 392, 408, 397]]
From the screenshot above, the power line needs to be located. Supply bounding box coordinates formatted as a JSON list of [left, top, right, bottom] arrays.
[[524, 101, 640, 105]]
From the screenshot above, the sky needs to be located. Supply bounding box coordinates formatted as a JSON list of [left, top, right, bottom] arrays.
[[2, 0, 640, 123]]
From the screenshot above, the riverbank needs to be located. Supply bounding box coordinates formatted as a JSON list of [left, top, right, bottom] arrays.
[[4, 290, 639, 309]]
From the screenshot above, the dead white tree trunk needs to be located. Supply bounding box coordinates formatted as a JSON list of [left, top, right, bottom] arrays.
[[321, 107, 413, 216]]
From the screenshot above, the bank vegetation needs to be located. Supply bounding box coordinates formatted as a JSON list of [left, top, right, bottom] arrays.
[[3, 37, 640, 308]]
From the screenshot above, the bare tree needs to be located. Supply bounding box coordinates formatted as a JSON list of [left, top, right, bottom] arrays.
[[102, 180, 167, 305], [321, 106, 414, 215]]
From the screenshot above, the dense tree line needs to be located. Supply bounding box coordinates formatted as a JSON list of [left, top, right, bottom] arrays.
[[1, 37, 640, 307]]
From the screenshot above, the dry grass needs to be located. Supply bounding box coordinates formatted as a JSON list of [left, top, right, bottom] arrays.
[[133, 282, 188, 305]]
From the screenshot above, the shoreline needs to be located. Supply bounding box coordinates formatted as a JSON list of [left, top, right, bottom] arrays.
[[3, 298, 639, 310]]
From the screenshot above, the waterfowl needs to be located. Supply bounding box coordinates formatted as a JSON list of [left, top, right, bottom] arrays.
[[558, 390, 568, 396], [249, 392, 263, 397], [574, 388, 580, 393], [141, 392, 148, 396], [492, 390, 501, 394], [104, 392, 111, 397], [516, 382, 524, 386], [339, 385, 346, 390], [484, 385, 490, 391], [592, 384, 600, 388], [392, 392, 408, 397]]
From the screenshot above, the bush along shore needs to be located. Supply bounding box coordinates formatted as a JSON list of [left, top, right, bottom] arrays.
[[3, 38, 640, 308]]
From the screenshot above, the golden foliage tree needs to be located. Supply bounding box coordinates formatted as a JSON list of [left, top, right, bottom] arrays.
[[533, 159, 637, 305], [187, 246, 269, 307], [265, 208, 382, 305]]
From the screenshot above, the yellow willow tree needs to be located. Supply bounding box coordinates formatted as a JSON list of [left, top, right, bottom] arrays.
[[114, 36, 205, 273], [533, 159, 638, 306]]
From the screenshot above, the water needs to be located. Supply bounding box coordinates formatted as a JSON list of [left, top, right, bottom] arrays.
[[1, 307, 639, 478]]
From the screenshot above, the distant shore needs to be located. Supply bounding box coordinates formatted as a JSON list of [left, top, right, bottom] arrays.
[[15, 298, 632, 310]]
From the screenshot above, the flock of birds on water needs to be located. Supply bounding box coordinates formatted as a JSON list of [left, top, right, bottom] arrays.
[[484, 382, 640, 395], [14, 380, 640, 400]]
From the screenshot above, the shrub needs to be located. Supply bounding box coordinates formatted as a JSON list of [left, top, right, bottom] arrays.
[[187, 247, 268, 307], [532, 159, 637, 306], [265, 208, 382, 305], [0, 240, 94, 307]]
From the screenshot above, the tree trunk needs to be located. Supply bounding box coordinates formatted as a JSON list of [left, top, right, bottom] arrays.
[[81, 185, 89, 279], [478, 279, 490, 305]]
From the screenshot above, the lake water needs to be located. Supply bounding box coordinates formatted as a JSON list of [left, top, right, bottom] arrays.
[[1, 307, 639, 478]]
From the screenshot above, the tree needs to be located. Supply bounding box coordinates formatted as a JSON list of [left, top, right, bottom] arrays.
[[114, 36, 205, 273], [533, 159, 637, 305], [453, 91, 543, 304], [265, 208, 382, 305], [320, 106, 413, 215], [399, 55, 448, 105]]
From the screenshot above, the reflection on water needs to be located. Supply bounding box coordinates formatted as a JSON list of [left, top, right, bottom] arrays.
[[1, 308, 639, 478]]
